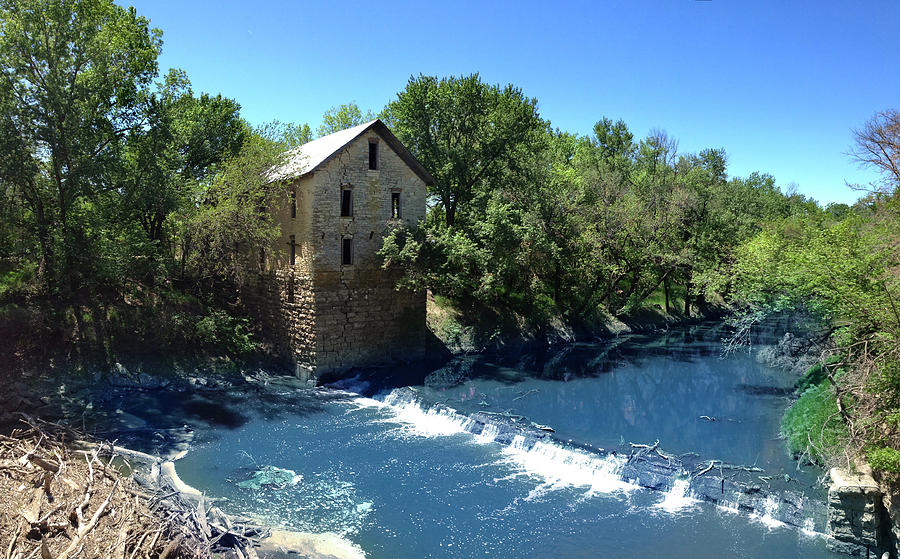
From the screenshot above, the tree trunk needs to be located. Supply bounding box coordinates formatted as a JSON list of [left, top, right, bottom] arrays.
[[553, 261, 561, 304], [684, 280, 691, 318], [663, 277, 670, 314], [34, 203, 56, 298], [446, 203, 456, 227]]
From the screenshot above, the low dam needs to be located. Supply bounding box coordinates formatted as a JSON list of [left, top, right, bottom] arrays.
[[151, 324, 849, 558]]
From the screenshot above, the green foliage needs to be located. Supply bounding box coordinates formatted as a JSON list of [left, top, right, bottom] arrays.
[[868, 447, 900, 476], [795, 358, 841, 394], [195, 310, 256, 356], [0, 0, 306, 362], [384, 73, 542, 227], [0, 0, 162, 298], [781, 380, 848, 464], [177, 122, 293, 285], [317, 102, 374, 137], [382, 71, 806, 327], [0, 260, 36, 297]]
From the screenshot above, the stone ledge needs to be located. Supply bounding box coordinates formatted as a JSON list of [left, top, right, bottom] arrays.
[[831, 467, 881, 496]]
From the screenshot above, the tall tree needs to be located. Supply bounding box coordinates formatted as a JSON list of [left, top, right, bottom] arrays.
[[0, 0, 161, 298], [317, 102, 374, 137], [850, 109, 900, 193], [384, 73, 543, 227]]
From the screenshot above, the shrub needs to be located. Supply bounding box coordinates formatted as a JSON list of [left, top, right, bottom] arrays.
[[868, 446, 900, 476], [795, 356, 842, 394], [781, 380, 848, 464], [195, 310, 256, 356]]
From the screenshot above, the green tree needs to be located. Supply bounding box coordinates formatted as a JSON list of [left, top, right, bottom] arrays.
[[317, 102, 374, 137], [0, 0, 161, 298], [176, 123, 294, 287], [384, 73, 543, 227], [115, 69, 245, 282]]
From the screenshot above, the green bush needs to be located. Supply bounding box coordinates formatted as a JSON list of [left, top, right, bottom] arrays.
[[0, 261, 37, 297], [868, 446, 900, 476], [195, 310, 256, 356], [795, 356, 842, 394], [781, 380, 848, 464]]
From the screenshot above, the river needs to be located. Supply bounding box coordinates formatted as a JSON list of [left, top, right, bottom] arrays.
[[171, 323, 840, 558]]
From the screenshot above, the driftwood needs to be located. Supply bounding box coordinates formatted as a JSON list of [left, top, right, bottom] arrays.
[[629, 439, 673, 461], [1, 415, 268, 559]]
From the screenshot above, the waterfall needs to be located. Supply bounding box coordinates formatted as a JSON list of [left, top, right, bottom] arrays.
[[351, 386, 826, 534], [654, 478, 696, 513]]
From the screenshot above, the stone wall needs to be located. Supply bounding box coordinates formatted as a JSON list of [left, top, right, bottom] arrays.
[[306, 130, 427, 375], [246, 126, 427, 379], [828, 466, 890, 557], [874, 472, 900, 559]]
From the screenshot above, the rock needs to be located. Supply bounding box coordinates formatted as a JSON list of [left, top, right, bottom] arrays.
[[826, 536, 876, 557], [828, 467, 888, 553], [114, 408, 148, 429], [257, 529, 366, 559], [424, 358, 474, 389], [236, 466, 301, 490]]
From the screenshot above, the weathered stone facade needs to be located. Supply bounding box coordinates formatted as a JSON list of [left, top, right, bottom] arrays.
[[881, 486, 900, 559], [245, 120, 430, 380], [827, 466, 890, 557]]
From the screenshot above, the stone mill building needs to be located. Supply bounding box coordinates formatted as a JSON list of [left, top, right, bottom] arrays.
[[247, 119, 433, 381]]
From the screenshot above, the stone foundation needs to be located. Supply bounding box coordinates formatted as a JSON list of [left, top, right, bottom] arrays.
[[243, 268, 425, 381], [828, 467, 889, 557]]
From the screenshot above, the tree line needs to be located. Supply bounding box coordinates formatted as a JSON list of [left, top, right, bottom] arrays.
[[378, 74, 819, 331], [0, 0, 827, 356]]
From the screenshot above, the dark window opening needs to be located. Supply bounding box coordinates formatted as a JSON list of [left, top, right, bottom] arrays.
[[290, 189, 296, 218], [341, 188, 352, 217], [342, 237, 353, 266], [391, 192, 401, 219], [369, 142, 378, 170], [289, 235, 296, 266], [288, 276, 294, 303]]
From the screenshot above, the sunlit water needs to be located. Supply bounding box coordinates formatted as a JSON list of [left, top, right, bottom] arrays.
[[173, 324, 841, 558]]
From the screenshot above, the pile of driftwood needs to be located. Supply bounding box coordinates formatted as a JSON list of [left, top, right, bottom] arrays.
[[1, 416, 267, 559]]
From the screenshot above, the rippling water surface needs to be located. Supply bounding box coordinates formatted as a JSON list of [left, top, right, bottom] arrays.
[[175, 324, 840, 558]]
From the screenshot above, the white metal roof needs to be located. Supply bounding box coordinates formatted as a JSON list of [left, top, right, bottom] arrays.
[[268, 119, 434, 186], [268, 120, 378, 182]]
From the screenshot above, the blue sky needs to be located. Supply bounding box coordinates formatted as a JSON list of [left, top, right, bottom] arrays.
[[124, 0, 899, 205]]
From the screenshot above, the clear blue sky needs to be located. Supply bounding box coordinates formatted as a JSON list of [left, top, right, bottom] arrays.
[[124, 0, 899, 205]]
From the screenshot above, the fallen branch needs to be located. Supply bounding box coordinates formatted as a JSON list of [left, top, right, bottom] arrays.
[[57, 478, 120, 559]]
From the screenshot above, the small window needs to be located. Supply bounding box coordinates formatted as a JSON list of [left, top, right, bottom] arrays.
[[289, 235, 296, 266], [369, 141, 378, 170], [287, 276, 294, 303], [341, 237, 353, 266], [391, 192, 401, 219], [290, 189, 296, 218], [341, 188, 352, 217]]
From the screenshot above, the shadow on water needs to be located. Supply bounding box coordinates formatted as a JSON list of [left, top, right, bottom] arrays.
[[349, 321, 743, 394]]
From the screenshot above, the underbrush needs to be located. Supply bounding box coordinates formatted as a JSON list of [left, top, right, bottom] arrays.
[[0, 285, 262, 375], [781, 377, 849, 465]]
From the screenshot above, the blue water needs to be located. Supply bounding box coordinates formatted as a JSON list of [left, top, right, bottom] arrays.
[[175, 325, 840, 558]]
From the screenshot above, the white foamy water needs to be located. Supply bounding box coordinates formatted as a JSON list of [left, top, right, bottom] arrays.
[[752, 495, 787, 529], [654, 479, 696, 513], [358, 391, 634, 495], [475, 423, 501, 444], [499, 435, 634, 495], [379, 391, 475, 437], [800, 517, 826, 538]]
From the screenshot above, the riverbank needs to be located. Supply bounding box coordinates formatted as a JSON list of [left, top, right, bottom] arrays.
[[0, 374, 369, 558], [424, 291, 726, 358], [0, 418, 194, 558]]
